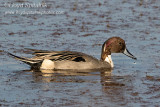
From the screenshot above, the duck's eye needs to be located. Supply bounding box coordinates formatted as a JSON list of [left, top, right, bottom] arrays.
[[119, 42, 122, 45]]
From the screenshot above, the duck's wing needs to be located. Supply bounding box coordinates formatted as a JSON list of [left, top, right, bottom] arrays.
[[35, 51, 86, 62], [26, 48, 86, 62]]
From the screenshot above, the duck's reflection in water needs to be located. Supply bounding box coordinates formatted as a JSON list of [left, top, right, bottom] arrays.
[[29, 69, 111, 83], [24, 69, 128, 87], [100, 70, 133, 105], [100, 71, 125, 87], [23, 69, 130, 89], [12, 68, 131, 105]]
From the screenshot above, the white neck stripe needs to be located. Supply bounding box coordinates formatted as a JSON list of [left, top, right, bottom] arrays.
[[104, 55, 114, 68]]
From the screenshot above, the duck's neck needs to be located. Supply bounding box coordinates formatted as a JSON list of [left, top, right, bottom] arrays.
[[101, 43, 114, 68], [101, 54, 114, 68]]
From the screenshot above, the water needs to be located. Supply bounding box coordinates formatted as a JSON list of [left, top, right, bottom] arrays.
[[0, 0, 160, 106]]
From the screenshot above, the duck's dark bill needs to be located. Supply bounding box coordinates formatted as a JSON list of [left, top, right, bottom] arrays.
[[123, 48, 137, 60]]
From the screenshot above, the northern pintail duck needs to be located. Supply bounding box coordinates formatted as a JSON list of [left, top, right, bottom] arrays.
[[7, 37, 136, 70]]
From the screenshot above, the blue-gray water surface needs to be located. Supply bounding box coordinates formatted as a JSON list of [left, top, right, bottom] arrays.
[[0, 0, 160, 106]]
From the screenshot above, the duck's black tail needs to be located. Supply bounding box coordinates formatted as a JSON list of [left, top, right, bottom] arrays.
[[5, 51, 42, 67]]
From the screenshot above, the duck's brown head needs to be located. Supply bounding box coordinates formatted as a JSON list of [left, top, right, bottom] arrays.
[[101, 37, 137, 61]]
